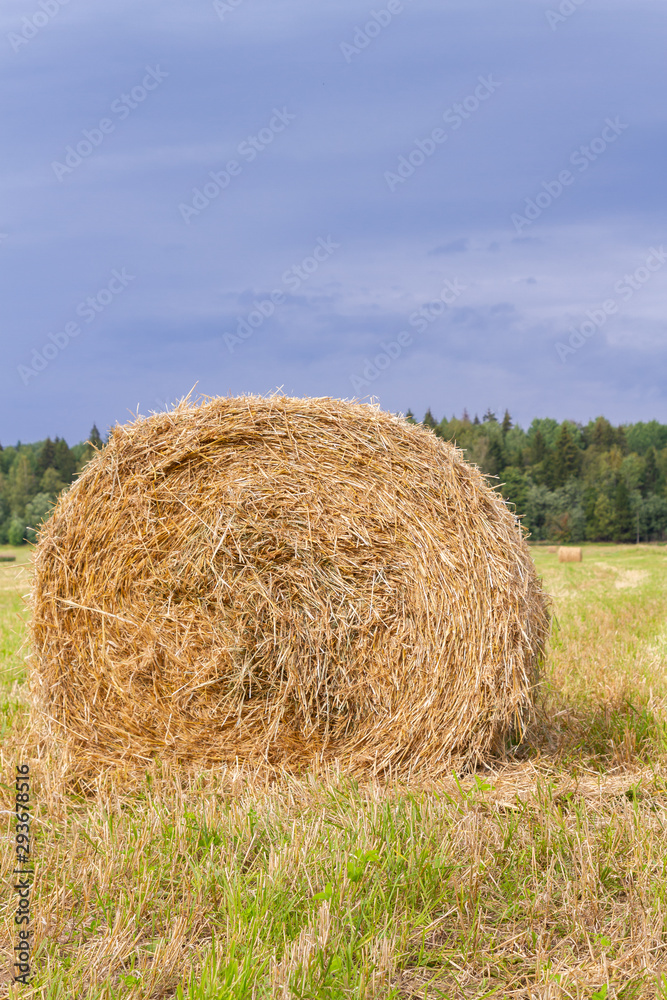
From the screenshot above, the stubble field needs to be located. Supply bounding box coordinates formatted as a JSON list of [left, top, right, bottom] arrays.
[[1, 543, 667, 998]]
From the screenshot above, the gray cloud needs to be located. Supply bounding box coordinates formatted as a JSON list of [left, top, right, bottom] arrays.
[[428, 238, 469, 255], [1, 0, 666, 441]]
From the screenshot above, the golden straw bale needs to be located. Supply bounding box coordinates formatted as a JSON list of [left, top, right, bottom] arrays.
[[558, 546, 582, 563], [547, 546, 559, 554], [28, 394, 550, 780]]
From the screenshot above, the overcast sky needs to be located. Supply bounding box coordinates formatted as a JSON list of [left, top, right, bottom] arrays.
[[1, 0, 665, 444]]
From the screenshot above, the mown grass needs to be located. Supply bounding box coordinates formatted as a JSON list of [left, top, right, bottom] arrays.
[[2, 543, 667, 998]]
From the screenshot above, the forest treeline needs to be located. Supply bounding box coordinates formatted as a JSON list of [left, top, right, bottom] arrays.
[[0, 426, 103, 545], [407, 408, 667, 543], [2, 412, 667, 544]]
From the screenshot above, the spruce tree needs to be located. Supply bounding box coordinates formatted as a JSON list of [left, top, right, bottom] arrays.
[[551, 423, 580, 488], [501, 409, 512, 435], [486, 437, 505, 477], [53, 438, 76, 483], [89, 424, 103, 450], [591, 416, 615, 450], [37, 437, 56, 475], [529, 430, 547, 465]]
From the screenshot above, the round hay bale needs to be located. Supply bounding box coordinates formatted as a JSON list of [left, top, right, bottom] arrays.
[[558, 546, 582, 563], [29, 395, 550, 779]]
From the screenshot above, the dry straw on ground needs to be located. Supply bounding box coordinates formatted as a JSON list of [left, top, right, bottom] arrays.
[[558, 546, 583, 563], [28, 394, 550, 782]]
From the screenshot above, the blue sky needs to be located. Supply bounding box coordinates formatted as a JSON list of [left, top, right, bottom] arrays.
[[1, 0, 666, 444]]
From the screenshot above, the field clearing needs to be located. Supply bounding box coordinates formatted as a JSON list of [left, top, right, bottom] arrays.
[[1, 543, 667, 998]]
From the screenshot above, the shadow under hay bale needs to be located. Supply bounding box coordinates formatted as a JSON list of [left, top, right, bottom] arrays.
[[28, 394, 551, 781]]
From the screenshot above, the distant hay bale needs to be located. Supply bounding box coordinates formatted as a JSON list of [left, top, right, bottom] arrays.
[[547, 546, 559, 554], [558, 546, 582, 563], [28, 394, 550, 780]]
